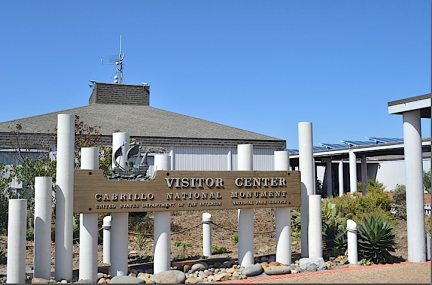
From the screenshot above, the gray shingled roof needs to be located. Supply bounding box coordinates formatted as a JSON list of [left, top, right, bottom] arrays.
[[0, 104, 284, 147]]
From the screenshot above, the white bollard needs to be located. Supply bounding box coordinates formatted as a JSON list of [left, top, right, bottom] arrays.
[[326, 160, 332, 198], [202, 213, 212, 257], [79, 147, 99, 283], [7, 199, 27, 284], [153, 154, 172, 274], [349, 149, 357, 194], [103, 216, 112, 264], [308, 195, 322, 258], [347, 220, 358, 264], [34, 177, 52, 280], [338, 161, 344, 197], [361, 155, 367, 196], [111, 132, 130, 276], [274, 150, 291, 265], [237, 144, 255, 267], [426, 234, 431, 261], [55, 114, 75, 281], [298, 122, 315, 257]]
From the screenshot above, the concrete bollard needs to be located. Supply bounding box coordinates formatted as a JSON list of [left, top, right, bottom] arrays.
[[338, 161, 344, 197], [237, 144, 255, 267], [347, 220, 358, 264], [308, 195, 322, 258], [153, 154, 172, 274], [202, 213, 212, 257], [103, 216, 112, 264], [274, 150, 291, 265], [426, 234, 431, 261], [79, 147, 99, 283], [7, 199, 27, 284], [55, 114, 75, 281], [34, 177, 52, 280]]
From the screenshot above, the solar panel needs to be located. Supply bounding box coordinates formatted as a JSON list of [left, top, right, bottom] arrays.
[[285, 149, 299, 154], [366, 137, 403, 144], [320, 143, 348, 149], [342, 140, 376, 146], [313, 146, 328, 151]]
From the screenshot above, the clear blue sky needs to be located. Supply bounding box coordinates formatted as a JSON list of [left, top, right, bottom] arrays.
[[1, 1, 430, 149]]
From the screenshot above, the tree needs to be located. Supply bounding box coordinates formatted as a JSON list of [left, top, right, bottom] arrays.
[[423, 169, 431, 193]]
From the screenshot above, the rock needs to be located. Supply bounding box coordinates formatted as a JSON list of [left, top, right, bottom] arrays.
[[129, 269, 138, 275], [110, 276, 144, 284], [183, 265, 190, 273], [299, 257, 326, 271], [137, 276, 154, 284], [268, 255, 276, 263], [242, 264, 263, 277], [260, 256, 269, 262], [207, 276, 214, 282], [32, 278, 51, 284], [97, 278, 107, 284], [213, 273, 230, 282], [264, 266, 291, 275], [226, 268, 236, 274], [268, 261, 283, 267], [128, 273, 137, 277], [61, 280, 68, 284], [213, 262, 221, 268], [137, 273, 151, 279], [75, 279, 95, 284], [185, 277, 199, 284], [191, 261, 208, 273], [151, 270, 186, 284], [261, 262, 269, 269], [97, 273, 105, 280]]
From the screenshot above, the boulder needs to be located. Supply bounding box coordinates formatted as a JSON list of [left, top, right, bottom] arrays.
[[32, 278, 51, 284], [190, 261, 208, 273], [110, 276, 144, 284], [264, 266, 291, 275], [151, 270, 186, 284], [242, 264, 263, 277], [299, 257, 326, 271], [213, 273, 230, 282], [185, 277, 199, 284]]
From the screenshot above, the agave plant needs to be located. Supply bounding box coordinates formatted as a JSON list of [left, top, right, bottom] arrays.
[[358, 216, 396, 264]]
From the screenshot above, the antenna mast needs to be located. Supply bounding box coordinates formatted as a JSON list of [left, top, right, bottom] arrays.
[[101, 35, 125, 84]]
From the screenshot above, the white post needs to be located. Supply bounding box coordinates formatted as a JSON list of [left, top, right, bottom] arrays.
[[202, 213, 212, 257], [79, 147, 99, 283], [55, 114, 75, 281], [237, 144, 254, 267], [34, 177, 52, 280], [7, 199, 27, 284], [326, 160, 332, 198], [274, 150, 291, 265], [111, 132, 130, 276], [403, 110, 426, 262], [153, 154, 172, 274], [347, 220, 358, 264], [103, 216, 112, 264], [427, 234, 431, 261], [308, 195, 322, 258], [298, 122, 314, 257], [338, 160, 344, 197], [361, 155, 367, 196], [349, 149, 357, 194]]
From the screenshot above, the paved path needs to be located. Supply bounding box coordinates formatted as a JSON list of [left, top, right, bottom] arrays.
[[219, 261, 431, 284]]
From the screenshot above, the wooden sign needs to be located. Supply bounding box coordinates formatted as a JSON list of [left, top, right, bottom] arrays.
[[73, 169, 301, 213]]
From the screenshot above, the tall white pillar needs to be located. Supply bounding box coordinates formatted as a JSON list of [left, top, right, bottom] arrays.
[[153, 154, 172, 274], [274, 150, 291, 265], [79, 147, 99, 283], [237, 144, 254, 267], [202, 213, 212, 257], [347, 220, 358, 264], [298, 122, 314, 257], [55, 114, 75, 281], [349, 149, 357, 194], [7, 199, 27, 284], [103, 216, 112, 264], [111, 132, 130, 276], [403, 110, 426, 262], [34, 177, 52, 280], [308, 195, 322, 258], [338, 161, 344, 197], [361, 155, 367, 196], [326, 160, 332, 198]]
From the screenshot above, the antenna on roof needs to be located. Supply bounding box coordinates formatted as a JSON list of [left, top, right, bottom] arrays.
[[101, 35, 125, 84]]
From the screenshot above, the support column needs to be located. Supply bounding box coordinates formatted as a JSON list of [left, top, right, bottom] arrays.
[[55, 114, 75, 281], [103, 216, 112, 264], [153, 154, 172, 274], [403, 110, 425, 262], [202, 213, 212, 257], [7, 199, 27, 284], [237, 144, 254, 267], [326, 160, 332, 198], [34, 177, 52, 280], [338, 160, 344, 197], [349, 149, 357, 194], [361, 155, 367, 196], [274, 150, 291, 265], [298, 122, 314, 257], [111, 132, 130, 276], [79, 147, 99, 283], [347, 220, 358, 264], [308, 195, 322, 258]]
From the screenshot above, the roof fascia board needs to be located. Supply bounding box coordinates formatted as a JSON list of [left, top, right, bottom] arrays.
[[388, 97, 431, 115]]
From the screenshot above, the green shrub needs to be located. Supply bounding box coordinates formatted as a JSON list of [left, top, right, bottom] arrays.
[[231, 235, 238, 244], [392, 184, 406, 220], [358, 216, 396, 264], [0, 246, 6, 264], [212, 245, 227, 254]]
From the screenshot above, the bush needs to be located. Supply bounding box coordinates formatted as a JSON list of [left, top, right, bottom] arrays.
[[0, 246, 6, 264], [358, 216, 396, 264], [392, 184, 406, 220]]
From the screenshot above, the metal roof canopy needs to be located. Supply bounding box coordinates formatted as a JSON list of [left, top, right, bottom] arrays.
[[388, 93, 431, 118]]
